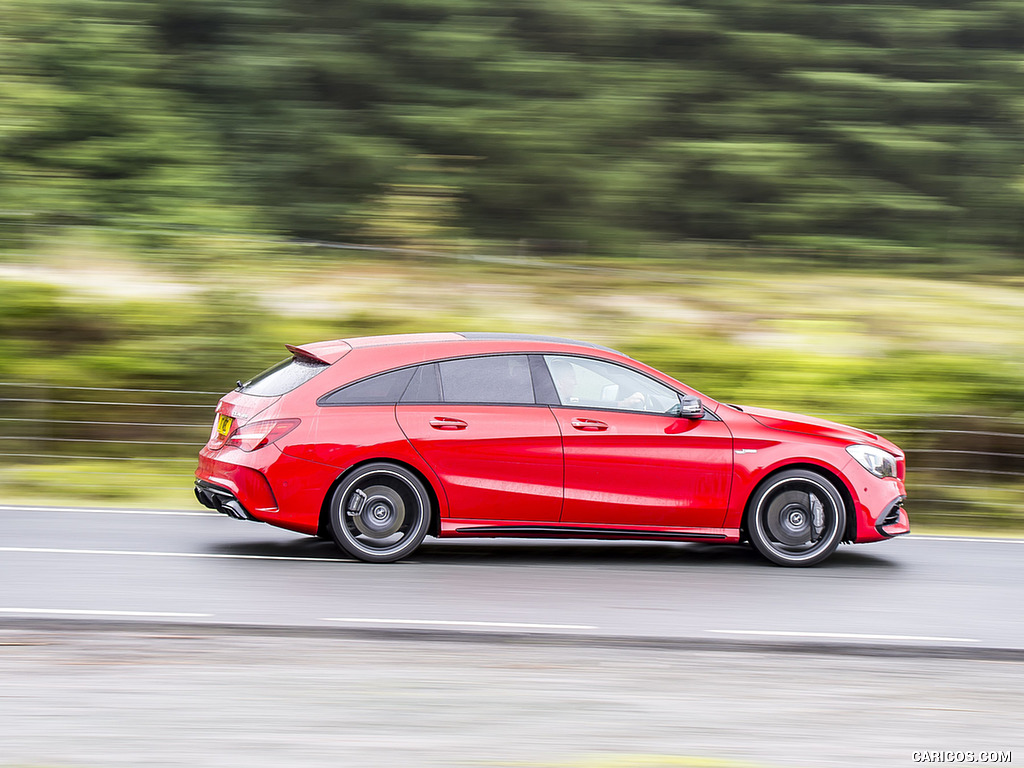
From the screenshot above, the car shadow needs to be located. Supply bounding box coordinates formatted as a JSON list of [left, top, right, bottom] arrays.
[[209, 535, 900, 570], [209, 536, 348, 560], [412, 539, 901, 570]]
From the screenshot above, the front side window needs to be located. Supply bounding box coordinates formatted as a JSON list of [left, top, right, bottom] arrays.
[[438, 355, 535, 404], [544, 355, 680, 413]]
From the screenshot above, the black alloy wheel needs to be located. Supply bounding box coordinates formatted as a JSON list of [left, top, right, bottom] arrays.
[[329, 462, 431, 563], [747, 469, 846, 567]]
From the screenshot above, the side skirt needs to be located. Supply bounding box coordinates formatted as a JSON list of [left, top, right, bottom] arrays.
[[440, 520, 741, 543]]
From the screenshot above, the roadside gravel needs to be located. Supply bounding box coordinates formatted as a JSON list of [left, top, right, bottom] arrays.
[[1, 630, 1020, 768]]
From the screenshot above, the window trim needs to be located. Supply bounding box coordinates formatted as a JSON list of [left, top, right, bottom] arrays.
[[401, 362, 441, 404], [316, 351, 716, 417], [528, 354, 559, 405]]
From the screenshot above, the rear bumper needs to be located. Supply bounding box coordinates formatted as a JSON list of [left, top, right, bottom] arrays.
[[194, 480, 260, 522], [196, 449, 280, 516], [195, 444, 337, 536]]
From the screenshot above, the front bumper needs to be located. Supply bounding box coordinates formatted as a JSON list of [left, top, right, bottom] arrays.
[[846, 464, 909, 543], [875, 495, 910, 538]]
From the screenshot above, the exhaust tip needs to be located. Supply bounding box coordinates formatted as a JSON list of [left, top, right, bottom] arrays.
[[194, 480, 257, 521], [194, 485, 215, 510], [222, 499, 254, 521]]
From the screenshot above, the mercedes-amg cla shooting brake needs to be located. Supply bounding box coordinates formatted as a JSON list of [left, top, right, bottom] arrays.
[[194, 333, 909, 566]]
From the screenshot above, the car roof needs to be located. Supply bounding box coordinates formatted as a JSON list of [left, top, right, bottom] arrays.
[[290, 333, 630, 366], [289, 332, 709, 404], [455, 333, 624, 354], [344, 332, 623, 354]]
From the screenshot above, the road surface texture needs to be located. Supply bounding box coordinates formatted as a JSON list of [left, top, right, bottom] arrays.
[[1, 504, 1021, 767], [1, 630, 1021, 768], [1, 505, 1022, 651]]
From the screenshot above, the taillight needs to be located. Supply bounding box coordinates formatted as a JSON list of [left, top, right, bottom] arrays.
[[225, 418, 300, 452]]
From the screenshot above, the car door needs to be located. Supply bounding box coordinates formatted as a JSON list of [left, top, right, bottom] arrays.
[[543, 355, 733, 529], [395, 355, 563, 523]]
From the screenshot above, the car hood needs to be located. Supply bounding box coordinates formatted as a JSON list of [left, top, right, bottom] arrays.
[[736, 405, 902, 455]]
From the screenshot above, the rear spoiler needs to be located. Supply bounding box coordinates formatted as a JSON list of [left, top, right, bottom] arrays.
[[285, 340, 352, 365]]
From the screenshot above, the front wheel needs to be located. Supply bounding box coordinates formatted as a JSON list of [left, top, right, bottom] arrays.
[[329, 463, 431, 563], [747, 469, 846, 567]]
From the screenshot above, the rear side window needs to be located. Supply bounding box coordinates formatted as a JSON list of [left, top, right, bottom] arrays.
[[321, 367, 415, 405], [241, 357, 328, 397], [438, 355, 535, 404]]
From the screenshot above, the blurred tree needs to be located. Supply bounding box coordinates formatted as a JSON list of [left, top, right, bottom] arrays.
[[0, 0, 253, 230], [1, 0, 1023, 260]]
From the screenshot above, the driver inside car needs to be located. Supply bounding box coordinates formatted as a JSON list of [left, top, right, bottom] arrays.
[[549, 358, 646, 410]]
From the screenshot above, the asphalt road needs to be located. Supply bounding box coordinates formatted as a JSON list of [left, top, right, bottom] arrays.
[[2, 504, 1022, 653]]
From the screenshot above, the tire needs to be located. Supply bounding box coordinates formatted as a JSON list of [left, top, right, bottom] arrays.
[[328, 462, 431, 563], [746, 469, 846, 567]]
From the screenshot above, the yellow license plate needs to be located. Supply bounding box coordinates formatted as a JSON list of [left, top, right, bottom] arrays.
[[216, 414, 234, 437]]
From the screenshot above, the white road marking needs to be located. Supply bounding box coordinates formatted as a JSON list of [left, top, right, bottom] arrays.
[[0, 546, 346, 563], [907, 535, 1024, 544], [0, 608, 209, 617], [0, 505, 211, 517], [708, 630, 980, 643], [322, 618, 597, 630]]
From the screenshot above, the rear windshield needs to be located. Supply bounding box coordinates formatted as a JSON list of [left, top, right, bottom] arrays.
[[240, 356, 328, 397]]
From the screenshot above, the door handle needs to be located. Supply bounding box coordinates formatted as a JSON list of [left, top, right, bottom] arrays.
[[571, 418, 608, 431], [429, 416, 468, 430]]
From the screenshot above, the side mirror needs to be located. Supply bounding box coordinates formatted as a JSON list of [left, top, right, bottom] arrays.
[[670, 395, 704, 420]]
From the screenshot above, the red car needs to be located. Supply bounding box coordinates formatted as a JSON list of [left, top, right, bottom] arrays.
[[194, 333, 909, 566]]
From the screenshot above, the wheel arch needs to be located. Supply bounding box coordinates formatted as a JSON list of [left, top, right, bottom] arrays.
[[318, 458, 443, 539], [741, 461, 858, 544]]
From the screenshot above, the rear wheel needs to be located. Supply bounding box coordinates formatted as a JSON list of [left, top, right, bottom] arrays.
[[329, 462, 431, 563], [747, 469, 846, 567]]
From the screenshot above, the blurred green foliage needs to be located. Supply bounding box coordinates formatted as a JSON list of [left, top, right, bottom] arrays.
[[2, 0, 1024, 260], [2, 271, 1021, 420], [1, 270, 1022, 529]]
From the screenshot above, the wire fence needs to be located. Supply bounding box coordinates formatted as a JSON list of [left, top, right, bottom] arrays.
[[0, 382, 215, 506], [0, 381, 1021, 524]]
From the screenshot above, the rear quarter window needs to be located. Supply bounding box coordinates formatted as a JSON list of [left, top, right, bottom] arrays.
[[320, 367, 415, 405], [241, 357, 329, 397]]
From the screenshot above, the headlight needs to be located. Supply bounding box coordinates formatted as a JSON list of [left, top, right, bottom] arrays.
[[846, 445, 897, 478]]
